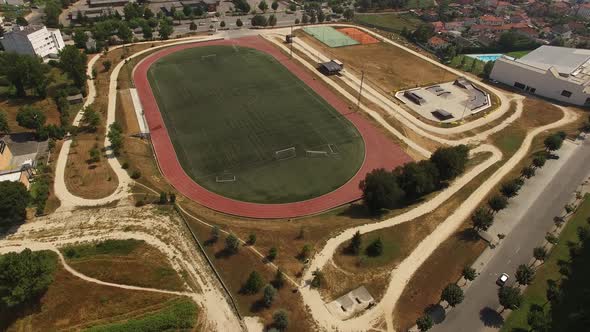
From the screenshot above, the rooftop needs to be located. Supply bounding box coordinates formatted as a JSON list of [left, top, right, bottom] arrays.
[[517, 46, 590, 75]]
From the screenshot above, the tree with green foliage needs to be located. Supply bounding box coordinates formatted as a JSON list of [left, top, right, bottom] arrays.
[[225, 234, 240, 254], [521, 165, 536, 179], [89, 146, 101, 163], [416, 314, 433, 331], [272, 310, 289, 330], [500, 179, 522, 198], [471, 207, 494, 232], [0, 181, 30, 227], [16, 16, 28, 26], [271, 0, 278, 11], [159, 20, 174, 40], [545, 279, 560, 304], [462, 266, 477, 283], [366, 237, 383, 257], [44, 0, 62, 27], [189, 21, 197, 31], [268, 247, 278, 261], [533, 246, 547, 262], [263, 284, 277, 307], [343, 8, 354, 20], [220, 20, 226, 28], [397, 160, 440, 200], [302, 13, 309, 24], [232, 0, 250, 13], [0, 53, 49, 97], [310, 13, 317, 24], [545, 232, 558, 245], [247, 233, 256, 245], [311, 268, 324, 288], [243, 271, 265, 294], [527, 304, 549, 332], [0, 111, 9, 134], [236, 18, 243, 27], [268, 14, 277, 26], [142, 23, 153, 39], [107, 122, 124, 155], [102, 60, 112, 72], [251, 14, 268, 26], [300, 244, 311, 260], [258, 0, 268, 12], [73, 29, 88, 48], [59, 45, 88, 89], [441, 283, 464, 307], [318, 10, 325, 23], [117, 22, 133, 43], [273, 269, 285, 289], [483, 60, 495, 78], [488, 195, 508, 214], [348, 231, 362, 255], [183, 5, 192, 16], [430, 145, 469, 181], [533, 154, 547, 168], [544, 134, 563, 152], [210, 226, 220, 243], [359, 168, 404, 214], [16, 106, 46, 130], [0, 249, 57, 307], [159, 191, 167, 204], [516, 264, 535, 285]]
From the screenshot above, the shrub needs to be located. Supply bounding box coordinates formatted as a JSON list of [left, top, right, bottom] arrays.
[[131, 170, 142, 179], [242, 271, 265, 294]]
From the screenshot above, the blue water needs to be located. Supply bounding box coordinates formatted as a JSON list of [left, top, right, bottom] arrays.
[[466, 54, 504, 62]]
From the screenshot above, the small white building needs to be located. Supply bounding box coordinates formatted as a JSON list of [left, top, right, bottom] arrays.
[[490, 46, 590, 107], [1, 25, 65, 60]]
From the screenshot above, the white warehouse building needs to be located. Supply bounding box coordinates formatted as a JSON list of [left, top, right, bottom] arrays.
[[1, 25, 65, 60], [490, 46, 590, 107]]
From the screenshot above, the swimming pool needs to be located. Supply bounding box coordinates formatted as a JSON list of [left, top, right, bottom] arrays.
[[466, 54, 504, 62]]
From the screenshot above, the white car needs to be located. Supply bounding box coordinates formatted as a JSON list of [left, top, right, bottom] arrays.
[[497, 273, 509, 286]]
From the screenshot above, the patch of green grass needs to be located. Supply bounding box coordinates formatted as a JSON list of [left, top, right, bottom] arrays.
[[62, 240, 143, 259], [84, 298, 197, 332], [501, 195, 590, 332], [491, 125, 526, 158], [354, 13, 423, 33], [505, 50, 532, 59], [404, 0, 435, 8], [450, 55, 485, 76], [148, 45, 364, 203]]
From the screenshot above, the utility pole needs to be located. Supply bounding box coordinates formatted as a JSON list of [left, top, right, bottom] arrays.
[[290, 25, 293, 59], [356, 70, 365, 111]]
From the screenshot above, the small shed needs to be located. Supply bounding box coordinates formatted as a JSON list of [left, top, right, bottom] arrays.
[[67, 94, 84, 105], [318, 60, 343, 76]]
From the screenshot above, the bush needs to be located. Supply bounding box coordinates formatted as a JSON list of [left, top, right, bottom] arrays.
[[242, 271, 265, 294], [268, 247, 278, 261], [131, 170, 142, 179], [122, 162, 129, 169], [225, 234, 240, 254], [366, 237, 383, 257], [247, 233, 257, 245], [272, 310, 289, 330]]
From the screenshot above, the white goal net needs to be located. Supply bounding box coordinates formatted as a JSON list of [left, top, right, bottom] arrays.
[[275, 147, 296, 160], [215, 174, 236, 182], [306, 150, 329, 158]]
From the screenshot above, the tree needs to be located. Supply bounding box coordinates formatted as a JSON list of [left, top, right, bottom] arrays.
[[251, 14, 268, 27], [300, 244, 311, 260], [236, 19, 243, 27], [102, 60, 112, 72], [430, 145, 470, 181], [17, 106, 46, 130], [81, 107, 99, 132], [462, 266, 477, 283], [527, 304, 549, 332], [483, 60, 495, 78], [263, 284, 277, 307], [416, 315, 433, 331], [471, 207, 494, 232], [159, 191, 167, 204], [211, 226, 220, 243], [311, 268, 324, 288], [258, 0, 269, 12], [533, 247, 547, 262], [183, 5, 192, 17], [117, 22, 133, 43], [59, 45, 88, 89], [516, 264, 535, 285], [0, 181, 30, 227], [500, 179, 522, 198], [16, 16, 28, 26], [272, 310, 289, 330], [268, 247, 278, 261], [359, 168, 404, 214], [348, 231, 362, 255], [0, 249, 57, 307], [232, 0, 250, 13], [273, 269, 285, 289], [189, 21, 197, 31], [521, 165, 536, 179], [144, 7, 154, 19], [107, 122, 123, 155], [73, 29, 89, 48], [0, 53, 49, 97], [397, 160, 440, 200], [318, 11, 325, 23], [533, 154, 546, 168], [271, 0, 278, 10], [441, 283, 464, 307], [343, 8, 354, 20], [89, 146, 101, 163], [544, 134, 563, 152], [295, 18, 300, 24], [0, 111, 9, 134], [310, 13, 316, 24], [243, 271, 265, 294], [44, 0, 61, 27], [220, 20, 226, 28], [268, 14, 277, 26], [302, 14, 309, 24], [498, 286, 522, 311], [545, 233, 558, 245], [142, 23, 153, 39], [159, 20, 174, 40], [225, 234, 240, 254], [488, 195, 508, 213], [545, 279, 560, 304], [247, 233, 256, 245], [366, 237, 383, 257]]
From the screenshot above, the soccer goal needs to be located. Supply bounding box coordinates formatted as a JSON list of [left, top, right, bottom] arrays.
[[306, 150, 329, 158], [215, 174, 236, 183], [275, 147, 296, 160], [328, 144, 340, 154]]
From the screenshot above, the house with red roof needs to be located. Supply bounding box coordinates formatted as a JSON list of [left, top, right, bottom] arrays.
[[427, 36, 450, 50], [480, 15, 504, 26]]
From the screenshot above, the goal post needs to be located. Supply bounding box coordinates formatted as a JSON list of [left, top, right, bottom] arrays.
[[306, 150, 328, 158], [275, 147, 296, 160], [201, 54, 217, 60], [216, 174, 236, 183]]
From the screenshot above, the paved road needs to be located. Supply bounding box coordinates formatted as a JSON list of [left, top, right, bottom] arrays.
[[433, 138, 590, 332]]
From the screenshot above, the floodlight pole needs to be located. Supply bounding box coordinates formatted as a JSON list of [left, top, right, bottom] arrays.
[[290, 25, 293, 59], [460, 103, 468, 122], [356, 70, 365, 111]]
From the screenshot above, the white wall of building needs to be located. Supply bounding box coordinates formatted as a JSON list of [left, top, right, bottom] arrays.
[[1, 26, 65, 59], [490, 58, 590, 106]]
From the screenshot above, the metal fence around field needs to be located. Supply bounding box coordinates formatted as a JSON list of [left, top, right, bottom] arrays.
[[303, 26, 360, 48]]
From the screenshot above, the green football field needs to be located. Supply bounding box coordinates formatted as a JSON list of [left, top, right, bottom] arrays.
[[147, 45, 364, 204]]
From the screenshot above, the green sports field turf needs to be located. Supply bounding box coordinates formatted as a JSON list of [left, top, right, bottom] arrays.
[[303, 26, 360, 48], [147, 45, 365, 204]]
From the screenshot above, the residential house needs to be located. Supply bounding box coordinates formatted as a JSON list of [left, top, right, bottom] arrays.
[[480, 15, 504, 26], [428, 36, 450, 50]]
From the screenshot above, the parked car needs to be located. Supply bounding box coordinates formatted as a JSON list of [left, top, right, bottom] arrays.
[[496, 273, 509, 286]]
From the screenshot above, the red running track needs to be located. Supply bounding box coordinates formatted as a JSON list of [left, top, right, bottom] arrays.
[[133, 36, 412, 219]]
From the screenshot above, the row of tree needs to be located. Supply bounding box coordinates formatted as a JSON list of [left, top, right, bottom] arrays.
[[360, 145, 470, 214]]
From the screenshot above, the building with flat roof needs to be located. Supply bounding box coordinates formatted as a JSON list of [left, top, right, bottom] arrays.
[[87, 0, 132, 8], [1, 25, 65, 59], [490, 46, 590, 106]]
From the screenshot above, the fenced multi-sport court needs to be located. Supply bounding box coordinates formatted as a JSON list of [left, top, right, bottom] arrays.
[[133, 36, 411, 218], [337, 27, 380, 45], [303, 26, 360, 48]]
